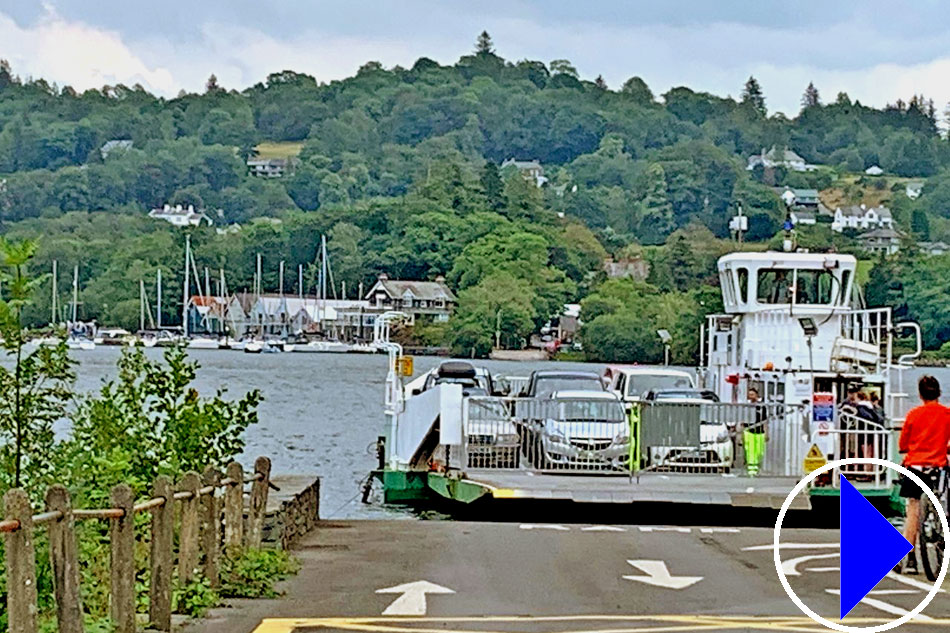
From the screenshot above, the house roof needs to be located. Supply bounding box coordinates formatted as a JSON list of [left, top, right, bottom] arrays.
[[368, 277, 458, 302], [501, 158, 542, 171], [764, 147, 805, 163], [836, 204, 891, 219], [859, 227, 902, 240], [247, 158, 289, 167]]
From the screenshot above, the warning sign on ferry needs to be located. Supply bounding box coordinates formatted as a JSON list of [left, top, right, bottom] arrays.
[[803, 444, 827, 473]]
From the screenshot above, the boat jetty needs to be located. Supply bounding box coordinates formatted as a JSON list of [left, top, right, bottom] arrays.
[[371, 249, 921, 515]]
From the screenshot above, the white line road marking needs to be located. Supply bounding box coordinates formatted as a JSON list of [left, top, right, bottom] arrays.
[[868, 590, 920, 595], [581, 525, 627, 532], [826, 589, 934, 621], [807, 566, 840, 573], [781, 552, 839, 576], [638, 526, 691, 534], [885, 571, 947, 593], [376, 581, 455, 616], [519, 524, 569, 531], [623, 560, 703, 590], [743, 542, 839, 551], [700, 527, 740, 534]]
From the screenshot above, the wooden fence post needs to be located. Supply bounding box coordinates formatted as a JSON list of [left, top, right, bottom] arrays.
[[149, 475, 174, 632], [246, 456, 272, 549], [45, 485, 83, 633], [224, 461, 244, 554], [201, 467, 221, 588], [178, 471, 201, 583], [110, 483, 135, 633], [3, 489, 37, 633]]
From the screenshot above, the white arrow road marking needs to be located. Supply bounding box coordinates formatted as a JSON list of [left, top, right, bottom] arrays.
[[807, 566, 839, 573], [886, 571, 947, 593], [582, 525, 627, 532], [700, 528, 740, 534], [376, 581, 455, 616], [623, 560, 703, 590], [781, 552, 840, 576], [638, 526, 691, 534], [743, 542, 839, 551], [826, 589, 934, 621], [519, 524, 569, 531]]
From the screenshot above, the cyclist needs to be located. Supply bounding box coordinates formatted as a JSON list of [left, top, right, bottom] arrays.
[[896, 375, 950, 575]]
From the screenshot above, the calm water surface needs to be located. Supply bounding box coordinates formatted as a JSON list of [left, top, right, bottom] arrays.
[[59, 348, 950, 518]]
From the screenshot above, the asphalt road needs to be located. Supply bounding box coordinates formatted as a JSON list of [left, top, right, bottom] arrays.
[[186, 520, 950, 633]]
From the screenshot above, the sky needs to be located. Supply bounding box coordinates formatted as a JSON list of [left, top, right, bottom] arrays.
[[2, 1, 950, 116]]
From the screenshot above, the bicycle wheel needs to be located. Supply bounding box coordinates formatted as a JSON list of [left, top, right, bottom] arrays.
[[919, 497, 945, 582]]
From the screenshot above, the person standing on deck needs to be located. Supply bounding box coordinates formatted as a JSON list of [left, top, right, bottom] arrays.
[[745, 388, 767, 476], [896, 376, 950, 575]]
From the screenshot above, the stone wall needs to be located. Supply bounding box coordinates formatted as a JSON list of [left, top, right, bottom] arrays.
[[261, 475, 320, 549]]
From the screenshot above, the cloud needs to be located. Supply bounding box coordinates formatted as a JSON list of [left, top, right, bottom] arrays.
[[0, 4, 175, 93]]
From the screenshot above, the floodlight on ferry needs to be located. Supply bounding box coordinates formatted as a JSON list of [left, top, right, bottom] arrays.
[[798, 317, 819, 337]]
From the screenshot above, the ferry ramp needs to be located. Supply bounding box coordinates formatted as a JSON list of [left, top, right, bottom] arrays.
[[459, 470, 809, 509], [184, 520, 950, 633]]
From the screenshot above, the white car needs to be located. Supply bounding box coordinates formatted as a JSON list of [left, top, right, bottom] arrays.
[[645, 389, 733, 472], [523, 390, 629, 469], [604, 367, 696, 404]]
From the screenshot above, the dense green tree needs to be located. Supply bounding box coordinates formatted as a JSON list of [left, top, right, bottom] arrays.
[[741, 76, 766, 116], [801, 82, 820, 110]]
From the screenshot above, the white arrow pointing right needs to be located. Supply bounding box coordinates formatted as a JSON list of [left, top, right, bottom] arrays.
[[623, 560, 703, 590], [376, 580, 455, 615]]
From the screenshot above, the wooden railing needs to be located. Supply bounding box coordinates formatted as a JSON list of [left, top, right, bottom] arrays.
[[1, 456, 273, 633]]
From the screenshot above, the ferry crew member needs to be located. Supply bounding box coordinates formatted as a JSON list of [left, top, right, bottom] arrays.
[[897, 375, 950, 575], [745, 388, 767, 476]]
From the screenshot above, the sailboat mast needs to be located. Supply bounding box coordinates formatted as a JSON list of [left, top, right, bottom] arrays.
[[71, 264, 78, 323], [256, 253, 262, 298], [51, 260, 57, 324], [298, 264, 303, 301], [219, 268, 226, 298], [182, 235, 191, 338], [157, 269, 163, 329], [140, 279, 146, 332], [279, 260, 284, 296], [204, 267, 210, 299], [320, 235, 328, 301]]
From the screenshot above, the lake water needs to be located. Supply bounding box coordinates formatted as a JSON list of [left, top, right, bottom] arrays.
[[56, 348, 950, 518]]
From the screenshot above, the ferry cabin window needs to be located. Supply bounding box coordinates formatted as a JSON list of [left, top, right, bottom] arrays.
[[737, 268, 749, 303], [756, 269, 837, 305]]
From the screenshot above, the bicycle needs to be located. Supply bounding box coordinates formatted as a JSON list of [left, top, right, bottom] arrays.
[[918, 467, 949, 581]]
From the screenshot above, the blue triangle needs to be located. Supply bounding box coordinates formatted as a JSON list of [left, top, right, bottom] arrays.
[[840, 476, 913, 619]]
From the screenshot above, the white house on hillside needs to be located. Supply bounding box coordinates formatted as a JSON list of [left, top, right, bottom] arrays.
[[831, 204, 893, 233], [148, 204, 213, 227], [747, 147, 817, 172]]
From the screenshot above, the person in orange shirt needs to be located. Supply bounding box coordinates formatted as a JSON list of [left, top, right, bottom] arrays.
[[897, 375, 950, 575]]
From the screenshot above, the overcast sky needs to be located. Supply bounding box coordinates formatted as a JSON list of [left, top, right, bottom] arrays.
[[2, 1, 950, 116]]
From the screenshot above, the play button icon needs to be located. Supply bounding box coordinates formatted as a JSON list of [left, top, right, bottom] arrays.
[[840, 475, 913, 619]]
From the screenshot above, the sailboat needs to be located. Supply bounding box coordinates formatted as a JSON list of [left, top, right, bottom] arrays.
[[293, 234, 354, 353], [66, 264, 95, 350]]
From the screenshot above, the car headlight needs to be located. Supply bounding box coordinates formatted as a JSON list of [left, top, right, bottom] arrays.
[[613, 432, 629, 444], [548, 432, 568, 444], [495, 434, 518, 445], [716, 431, 729, 443]]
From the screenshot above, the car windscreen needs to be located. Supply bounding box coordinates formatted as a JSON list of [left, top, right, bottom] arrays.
[[627, 375, 693, 398], [534, 377, 603, 397], [556, 399, 626, 422]]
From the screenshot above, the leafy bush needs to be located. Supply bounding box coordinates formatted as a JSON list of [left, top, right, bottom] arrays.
[[220, 548, 301, 599], [172, 577, 220, 618]]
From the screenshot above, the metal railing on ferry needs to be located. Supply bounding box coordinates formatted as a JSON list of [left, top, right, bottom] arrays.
[[826, 411, 892, 489], [461, 397, 809, 478]]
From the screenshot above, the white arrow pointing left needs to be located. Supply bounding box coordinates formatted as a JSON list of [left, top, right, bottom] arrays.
[[376, 580, 455, 615], [623, 560, 703, 590]]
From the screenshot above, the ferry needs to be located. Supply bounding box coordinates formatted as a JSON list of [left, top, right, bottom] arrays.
[[370, 249, 920, 513]]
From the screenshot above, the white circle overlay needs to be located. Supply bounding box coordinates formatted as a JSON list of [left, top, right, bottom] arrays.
[[774, 457, 950, 633]]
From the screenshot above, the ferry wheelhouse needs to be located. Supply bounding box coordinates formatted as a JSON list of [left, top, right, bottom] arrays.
[[702, 251, 920, 495]]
